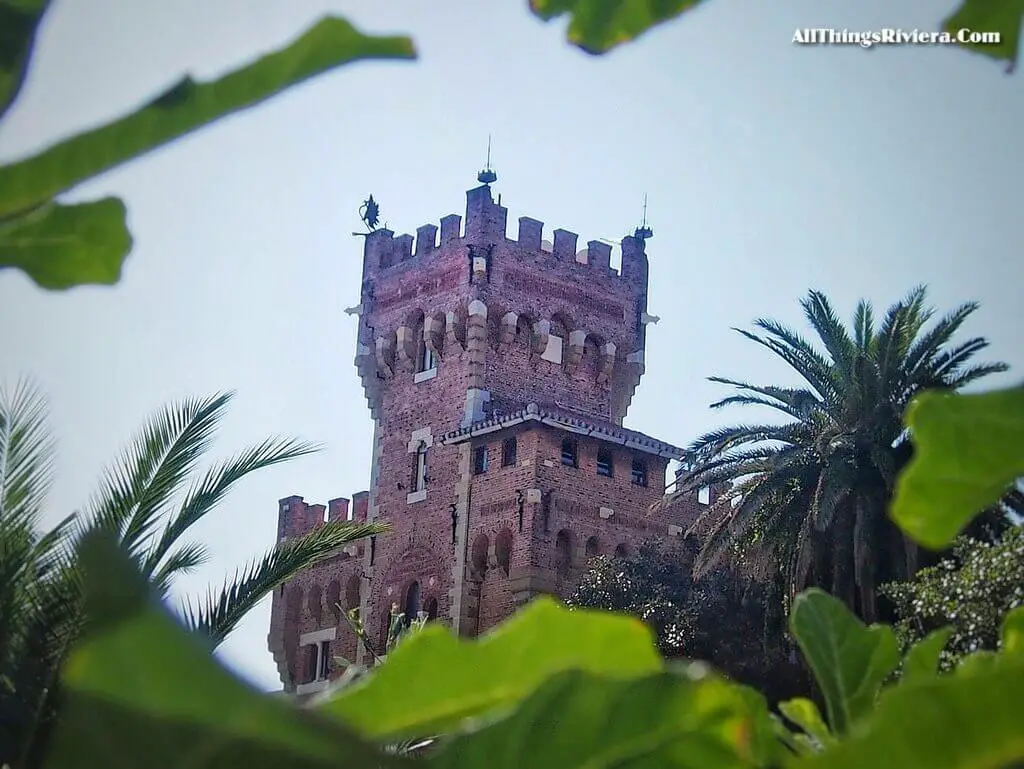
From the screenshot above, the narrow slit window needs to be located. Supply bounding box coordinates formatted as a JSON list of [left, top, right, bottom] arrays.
[[561, 438, 577, 467], [412, 442, 428, 491], [631, 457, 648, 487], [502, 437, 517, 467], [596, 447, 613, 477], [473, 445, 489, 475]]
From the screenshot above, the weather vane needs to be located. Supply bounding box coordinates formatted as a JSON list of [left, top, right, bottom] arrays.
[[356, 195, 380, 235], [633, 194, 653, 241], [477, 135, 497, 185]]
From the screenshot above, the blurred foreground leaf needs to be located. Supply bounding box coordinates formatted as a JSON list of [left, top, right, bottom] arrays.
[[44, 531, 401, 769], [942, 0, 1024, 71], [321, 598, 662, 741], [0, 198, 130, 289], [892, 388, 1024, 549], [0, 0, 51, 120], [529, 0, 707, 54], [789, 589, 899, 735]]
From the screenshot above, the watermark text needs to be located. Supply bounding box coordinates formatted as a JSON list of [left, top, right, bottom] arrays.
[[792, 28, 1001, 48]]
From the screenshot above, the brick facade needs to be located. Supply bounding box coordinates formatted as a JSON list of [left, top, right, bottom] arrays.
[[268, 182, 719, 693]]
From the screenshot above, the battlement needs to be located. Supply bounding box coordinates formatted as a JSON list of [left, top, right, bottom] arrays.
[[361, 185, 650, 285], [277, 493, 370, 542]]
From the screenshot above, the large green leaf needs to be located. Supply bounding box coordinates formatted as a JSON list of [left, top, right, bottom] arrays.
[[900, 627, 953, 684], [0, 16, 415, 219], [0, 198, 130, 289], [0, 0, 50, 120], [791, 662, 1024, 769], [430, 666, 760, 769], [789, 589, 900, 735], [320, 599, 662, 741], [45, 531, 400, 769], [777, 698, 834, 749], [941, 0, 1024, 71], [891, 388, 1024, 549], [529, 0, 707, 54], [1001, 606, 1024, 659]]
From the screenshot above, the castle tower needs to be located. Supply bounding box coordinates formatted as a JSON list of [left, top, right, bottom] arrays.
[[268, 181, 717, 695]]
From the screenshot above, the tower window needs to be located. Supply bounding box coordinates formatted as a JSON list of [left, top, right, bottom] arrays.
[[596, 447, 613, 477], [473, 445, 489, 475], [317, 640, 331, 680], [412, 442, 428, 491], [502, 437, 517, 467], [698, 486, 711, 505], [560, 438, 577, 467], [631, 457, 648, 487], [417, 341, 437, 374]]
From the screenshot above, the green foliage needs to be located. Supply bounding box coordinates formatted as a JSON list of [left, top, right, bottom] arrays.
[[892, 389, 1024, 549], [882, 526, 1024, 671], [900, 627, 954, 683], [941, 0, 1024, 72], [0, 7, 414, 291], [46, 531, 399, 769], [320, 598, 662, 741], [529, 0, 707, 54], [677, 288, 1014, 621], [0, 199, 131, 290], [566, 543, 805, 701], [530, 0, 1023, 70], [0, 382, 386, 768], [788, 589, 899, 735]]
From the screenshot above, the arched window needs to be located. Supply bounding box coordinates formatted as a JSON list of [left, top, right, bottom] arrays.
[[425, 596, 439, 620], [412, 442, 428, 491], [404, 580, 422, 626], [495, 529, 513, 576], [326, 580, 342, 622], [415, 316, 437, 373], [586, 536, 601, 558], [345, 575, 361, 615], [614, 543, 631, 559], [307, 584, 323, 624], [471, 533, 489, 578], [555, 529, 573, 576]]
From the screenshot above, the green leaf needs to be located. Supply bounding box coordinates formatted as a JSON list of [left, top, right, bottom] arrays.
[[0, 198, 130, 289], [941, 0, 1024, 71], [901, 627, 953, 684], [956, 650, 998, 677], [0, 0, 51, 120], [430, 666, 760, 769], [529, 0, 707, 54], [320, 598, 662, 741], [0, 16, 415, 218], [1001, 606, 1024, 659], [891, 388, 1024, 549], [45, 530, 399, 769], [789, 589, 900, 735], [777, 698, 834, 748], [790, 662, 1024, 769]]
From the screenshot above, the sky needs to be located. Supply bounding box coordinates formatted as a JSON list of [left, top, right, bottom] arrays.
[[1, 0, 1022, 691]]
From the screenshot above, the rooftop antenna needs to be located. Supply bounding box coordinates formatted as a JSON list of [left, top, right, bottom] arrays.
[[633, 194, 653, 241], [477, 135, 497, 185]]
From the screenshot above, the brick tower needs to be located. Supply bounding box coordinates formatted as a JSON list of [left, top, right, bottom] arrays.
[[268, 176, 714, 695]]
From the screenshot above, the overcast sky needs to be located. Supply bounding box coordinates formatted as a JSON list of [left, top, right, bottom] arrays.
[[1, 0, 1021, 690]]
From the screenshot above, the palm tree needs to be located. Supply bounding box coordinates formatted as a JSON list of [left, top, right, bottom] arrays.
[[676, 287, 1020, 622], [0, 381, 387, 768]]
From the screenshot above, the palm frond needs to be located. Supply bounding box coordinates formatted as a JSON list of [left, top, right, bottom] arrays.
[[151, 541, 209, 597], [181, 521, 388, 647], [79, 393, 233, 555], [0, 378, 55, 525], [143, 436, 320, 580]]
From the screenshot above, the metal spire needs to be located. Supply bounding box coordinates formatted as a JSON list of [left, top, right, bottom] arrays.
[[634, 193, 653, 240], [477, 135, 497, 185]]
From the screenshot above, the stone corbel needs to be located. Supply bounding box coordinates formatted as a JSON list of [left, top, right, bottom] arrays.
[[375, 335, 395, 378], [564, 329, 587, 374], [597, 341, 616, 384], [395, 325, 416, 372], [531, 320, 551, 357], [497, 311, 519, 351], [445, 310, 467, 352]]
